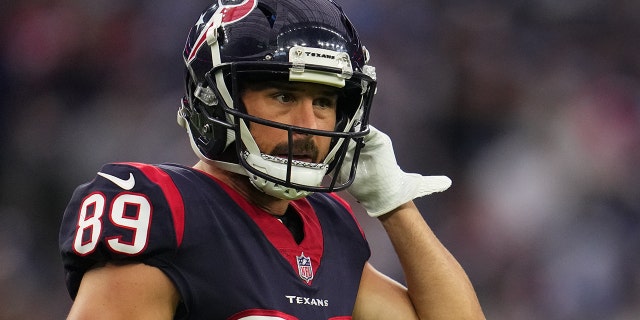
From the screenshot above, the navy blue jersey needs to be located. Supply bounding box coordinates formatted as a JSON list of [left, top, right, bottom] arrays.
[[59, 162, 370, 319]]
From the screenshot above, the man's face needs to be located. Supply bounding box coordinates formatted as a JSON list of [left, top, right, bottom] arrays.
[[241, 81, 339, 164]]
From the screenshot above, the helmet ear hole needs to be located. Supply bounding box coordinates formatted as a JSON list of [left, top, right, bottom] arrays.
[[197, 97, 228, 157], [184, 78, 229, 158]]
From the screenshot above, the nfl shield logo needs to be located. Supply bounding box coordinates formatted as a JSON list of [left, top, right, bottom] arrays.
[[296, 252, 314, 283]]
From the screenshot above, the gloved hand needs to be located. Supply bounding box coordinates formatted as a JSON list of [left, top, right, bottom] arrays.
[[338, 126, 452, 217]]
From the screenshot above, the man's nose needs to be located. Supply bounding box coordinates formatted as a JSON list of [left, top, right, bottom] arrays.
[[290, 99, 318, 130]]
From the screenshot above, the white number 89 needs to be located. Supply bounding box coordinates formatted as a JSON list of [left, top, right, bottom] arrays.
[[73, 192, 152, 256]]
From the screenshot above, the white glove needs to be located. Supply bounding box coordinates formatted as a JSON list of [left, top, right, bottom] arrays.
[[338, 126, 452, 217]]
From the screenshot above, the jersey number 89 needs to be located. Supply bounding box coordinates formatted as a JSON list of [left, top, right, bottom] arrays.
[[73, 192, 152, 256]]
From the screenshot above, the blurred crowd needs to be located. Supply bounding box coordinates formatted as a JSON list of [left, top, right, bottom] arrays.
[[1, 0, 639, 319]]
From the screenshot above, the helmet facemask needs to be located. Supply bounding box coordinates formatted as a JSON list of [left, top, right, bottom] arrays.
[[203, 61, 374, 199]]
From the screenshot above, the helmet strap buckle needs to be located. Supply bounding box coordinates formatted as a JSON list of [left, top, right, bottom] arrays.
[[194, 83, 218, 106]]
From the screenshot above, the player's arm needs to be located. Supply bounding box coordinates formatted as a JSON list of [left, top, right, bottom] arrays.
[[60, 163, 186, 319], [339, 127, 484, 319], [353, 201, 484, 320], [67, 262, 180, 320]]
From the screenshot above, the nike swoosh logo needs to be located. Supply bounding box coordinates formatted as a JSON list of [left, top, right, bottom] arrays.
[[97, 172, 136, 190]]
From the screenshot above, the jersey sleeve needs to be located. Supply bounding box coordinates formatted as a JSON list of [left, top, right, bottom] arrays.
[[59, 162, 185, 298]]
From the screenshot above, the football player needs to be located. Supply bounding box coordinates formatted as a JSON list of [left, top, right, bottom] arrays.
[[59, 0, 484, 319]]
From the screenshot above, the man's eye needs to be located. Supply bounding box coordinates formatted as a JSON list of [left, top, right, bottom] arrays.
[[274, 93, 295, 104], [315, 98, 337, 109]]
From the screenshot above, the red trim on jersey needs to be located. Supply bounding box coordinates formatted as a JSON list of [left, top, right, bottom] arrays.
[[228, 308, 299, 320], [198, 171, 324, 286], [125, 163, 185, 247], [327, 193, 366, 238]]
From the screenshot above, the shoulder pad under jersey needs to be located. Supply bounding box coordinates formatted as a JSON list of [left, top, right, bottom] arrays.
[[59, 162, 185, 297]]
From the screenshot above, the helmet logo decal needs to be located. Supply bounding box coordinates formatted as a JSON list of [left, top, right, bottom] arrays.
[[186, 0, 257, 64], [220, 0, 257, 24]]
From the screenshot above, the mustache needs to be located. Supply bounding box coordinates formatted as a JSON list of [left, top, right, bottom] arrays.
[[269, 137, 320, 162]]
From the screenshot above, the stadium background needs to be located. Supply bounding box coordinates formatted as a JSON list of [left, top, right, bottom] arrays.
[[1, 1, 639, 318]]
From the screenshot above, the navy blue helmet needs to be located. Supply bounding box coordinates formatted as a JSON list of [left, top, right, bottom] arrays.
[[178, 0, 377, 199]]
